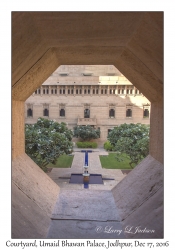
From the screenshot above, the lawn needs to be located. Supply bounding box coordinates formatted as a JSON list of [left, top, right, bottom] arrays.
[[47, 154, 74, 168], [99, 153, 137, 169]]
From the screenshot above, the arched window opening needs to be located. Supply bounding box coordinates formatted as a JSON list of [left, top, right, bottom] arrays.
[[101, 89, 103, 94], [63, 89, 65, 94], [35, 90, 37, 94], [55, 89, 57, 94], [68, 89, 70, 94], [126, 109, 132, 117], [47, 89, 49, 94], [96, 89, 98, 94], [88, 89, 90, 94], [76, 89, 78, 94], [27, 108, 33, 117], [118, 89, 120, 94], [109, 109, 115, 118], [60, 109, 65, 117], [43, 89, 45, 94], [105, 89, 107, 94], [43, 108, 49, 116], [84, 109, 90, 118], [71, 89, 74, 94], [80, 89, 82, 94], [143, 109, 149, 118], [122, 89, 124, 94], [127, 89, 129, 94], [51, 89, 54, 94], [93, 89, 95, 94], [84, 89, 87, 94], [108, 129, 112, 135], [60, 89, 62, 94]]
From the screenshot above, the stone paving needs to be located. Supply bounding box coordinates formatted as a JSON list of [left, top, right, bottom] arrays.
[[46, 148, 127, 238]]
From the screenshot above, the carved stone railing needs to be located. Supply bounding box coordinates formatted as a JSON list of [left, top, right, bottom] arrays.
[[77, 117, 97, 126]]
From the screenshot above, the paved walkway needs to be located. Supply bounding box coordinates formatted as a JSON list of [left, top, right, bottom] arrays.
[[46, 148, 126, 238]]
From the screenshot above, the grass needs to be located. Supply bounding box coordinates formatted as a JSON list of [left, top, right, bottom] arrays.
[[99, 153, 137, 169], [47, 154, 74, 168]]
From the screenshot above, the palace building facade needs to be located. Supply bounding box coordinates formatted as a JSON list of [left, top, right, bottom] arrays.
[[25, 65, 150, 142]]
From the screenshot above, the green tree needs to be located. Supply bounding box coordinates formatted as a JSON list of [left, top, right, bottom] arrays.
[[108, 123, 150, 168], [25, 117, 73, 172], [73, 125, 100, 141]]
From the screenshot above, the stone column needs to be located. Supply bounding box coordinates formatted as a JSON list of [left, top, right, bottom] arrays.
[[107, 85, 109, 96], [124, 85, 127, 95], [65, 86, 68, 96], [90, 85, 93, 96], [116, 85, 118, 95], [40, 86, 43, 96]]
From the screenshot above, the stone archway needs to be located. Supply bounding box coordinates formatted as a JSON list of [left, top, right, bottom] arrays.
[[12, 12, 163, 238]]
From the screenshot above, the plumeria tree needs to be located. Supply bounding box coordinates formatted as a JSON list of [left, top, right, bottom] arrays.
[[108, 123, 150, 168], [73, 125, 100, 141], [25, 118, 73, 172]]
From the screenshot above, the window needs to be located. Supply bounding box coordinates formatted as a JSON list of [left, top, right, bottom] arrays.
[[76, 89, 78, 94], [101, 89, 103, 94], [80, 89, 82, 94], [109, 109, 115, 118], [84, 109, 90, 118], [96, 89, 98, 94], [126, 109, 132, 117], [60, 89, 62, 94], [46, 89, 49, 94], [55, 89, 57, 94], [60, 109, 65, 117], [93, 89, 95, 94], [38, 89, 40, 94], [84, 89, 87, 94], [88, 89, 90, 94], [43, 89, 45, 94], [27, 108, 33, 117], [43, 108, 49, 116], [51, 89, 54, 94], [63, 89, 65, 94], [71, 89, 74, 94], [143, 107, 150, 118], [68, 89, 70, 94], [35, 90, 37, 94], [108, 129, 112, 135]]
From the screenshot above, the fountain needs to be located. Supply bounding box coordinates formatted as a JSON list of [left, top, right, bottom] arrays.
[[82, 151, 90, 188]]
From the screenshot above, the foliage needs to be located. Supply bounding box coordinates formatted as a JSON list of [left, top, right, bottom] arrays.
[[108, 123, 150, 168], [73, 125, 100, 141], [104, 141, 115, 151], [47, 154, 74, 168], [100, 153, 136, 169], [25, 117, 73, 172], [76, 141, 98, 148]]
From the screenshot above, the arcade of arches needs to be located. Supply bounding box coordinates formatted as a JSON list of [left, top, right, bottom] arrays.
[[12, 12, 163, 239]]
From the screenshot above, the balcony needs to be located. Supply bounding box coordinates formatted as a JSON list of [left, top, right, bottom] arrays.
[[77, 117, 97, 126]]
